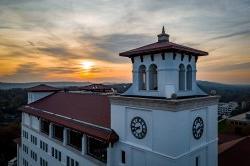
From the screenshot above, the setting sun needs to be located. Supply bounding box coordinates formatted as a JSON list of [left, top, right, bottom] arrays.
[[80, 61, 94, 70]]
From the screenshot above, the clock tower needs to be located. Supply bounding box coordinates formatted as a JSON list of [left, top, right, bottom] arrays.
[[109, 27, 219, 166]]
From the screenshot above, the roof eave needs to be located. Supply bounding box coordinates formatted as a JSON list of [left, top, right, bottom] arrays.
[[119, 49, 208, 58], [18, 106, 119, 144]]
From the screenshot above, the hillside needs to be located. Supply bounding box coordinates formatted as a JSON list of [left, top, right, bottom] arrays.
[[0, 82, 91, 89], [197, 81, 250, 102], [0, 81, 249, 103]]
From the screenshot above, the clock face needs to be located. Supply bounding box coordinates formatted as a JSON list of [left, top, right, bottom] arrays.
[[130, 116, 147, 139], [192, 117, 204, 139]]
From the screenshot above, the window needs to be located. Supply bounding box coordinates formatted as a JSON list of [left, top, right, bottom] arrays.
[[52, 124, 64, 141], [52, 147, 62, 162], [31, 150, 37, 161], [22, 144, 29, 154], [186, 65, 192, 90], [30, 135, 37, 145], [149, 64, 158, 90], [195, 156, 200, 166], [67, 130, 82, 150], [40, 140, 48, 152], [40, 157, 48, 166], [87, 136, 108, 163], [179, 64, 185, 91], [41, 119, 50, 135], [23, 158, 28, 166], [66, 156, 79, 166], [121, 150, 126, 164], [138, 65, 146, 90], [23, 130, 29, 139]]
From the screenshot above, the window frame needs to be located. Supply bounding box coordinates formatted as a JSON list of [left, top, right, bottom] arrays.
[[40, 119, 50, 135], [86, 136, 108, 163], [52, 124, 64, 142], [67, 129, 82, 151]]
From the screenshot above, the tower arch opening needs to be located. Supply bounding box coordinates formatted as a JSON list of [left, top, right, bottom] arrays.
[[179, 64, 185, 91], [138, 65, 146, 90], [149, 64, 158, 90]]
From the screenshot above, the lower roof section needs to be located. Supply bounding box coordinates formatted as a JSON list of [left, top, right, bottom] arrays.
[[19, 92, 119, 144], [19, 106, 118, 144]]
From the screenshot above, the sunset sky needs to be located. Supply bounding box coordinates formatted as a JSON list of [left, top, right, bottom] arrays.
[[0, 0, 249, 84]]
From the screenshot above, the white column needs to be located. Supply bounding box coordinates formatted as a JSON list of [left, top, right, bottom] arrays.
[[49, 123, 53, 138], [38, 118, 41, 131], [146, 69, 149, 90], [63, 128, 68, 146], [81, 135, 86, 155], [193, 69, 197, 91], [106, 143, 112, 166], [16, 144, 19, 166]]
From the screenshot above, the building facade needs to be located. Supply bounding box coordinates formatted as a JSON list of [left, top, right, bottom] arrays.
[[218, 102, 239, 117], [17, 27, 218, 166]]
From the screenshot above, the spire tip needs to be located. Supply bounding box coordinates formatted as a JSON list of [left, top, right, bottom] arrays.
[[162, 26, 165, 34]]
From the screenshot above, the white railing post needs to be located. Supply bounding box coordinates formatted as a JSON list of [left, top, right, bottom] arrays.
[[63, 128, 68, 146], [81, 135, 86, 155], [49, 123, 53, 138]]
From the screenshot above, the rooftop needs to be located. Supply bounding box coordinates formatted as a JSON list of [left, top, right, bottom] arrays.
[[219, 136, 250, 166], [228, 111, 250, 123], [119, 29, 208, 57], [19, 92, 118, 143], [26, 84, 61, 92], [80, 84, 112, 92]]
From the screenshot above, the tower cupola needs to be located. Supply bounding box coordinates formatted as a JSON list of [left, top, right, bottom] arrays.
[[119, 27, 208, 98], [157, 26, 169, 42]]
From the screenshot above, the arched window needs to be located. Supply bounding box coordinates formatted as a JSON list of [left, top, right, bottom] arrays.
[[179, 64, 185, 91], [149, 64, 158, 90], [138, 65, 146, 90], [186, 65, 192, 90]]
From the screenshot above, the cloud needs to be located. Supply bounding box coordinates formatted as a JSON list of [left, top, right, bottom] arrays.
[[0, 62, 45, 82], [0, 62, 84, 82], [37, 47, 75, 58], [203, 62, 250, 72], [77, 33, 152, 63], [96, 33, 152, 52], [208, 30, 250, 41], [0, 0, 250, 83], [0, 26, 14, 29]]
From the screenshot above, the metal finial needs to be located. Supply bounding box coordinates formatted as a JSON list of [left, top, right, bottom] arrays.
[[162, 26, 165, 34]]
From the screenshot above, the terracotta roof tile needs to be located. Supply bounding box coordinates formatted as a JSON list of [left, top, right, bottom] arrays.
[[119, 41, 208, 57], [19, 92, 118, 143]]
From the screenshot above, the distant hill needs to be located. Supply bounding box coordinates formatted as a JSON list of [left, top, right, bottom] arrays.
[[0, 82, 91, 89], [197, 81, 250, 102], [1, 80, 249, 103]]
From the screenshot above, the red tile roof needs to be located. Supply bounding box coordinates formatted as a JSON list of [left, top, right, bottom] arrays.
[[219, 137, 250, 166], [119, 41, 208, 57], [26, 84, 61, 92], [19, 92, 118, 143]]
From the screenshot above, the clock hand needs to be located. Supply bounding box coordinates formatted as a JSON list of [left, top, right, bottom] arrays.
[[135, 126, 141, 131]]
